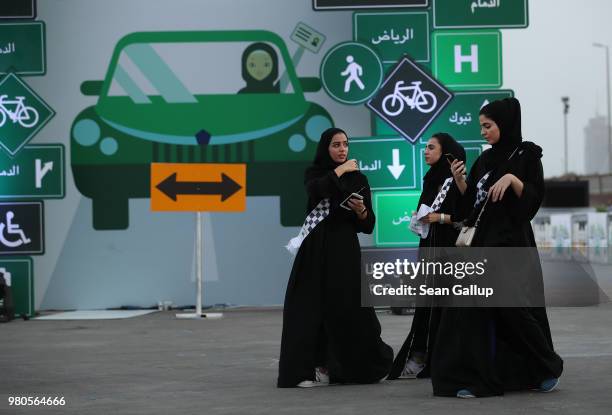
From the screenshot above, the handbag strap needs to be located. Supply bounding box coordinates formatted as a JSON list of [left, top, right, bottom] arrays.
[[472, 146, 519, 227], [473, 195, 489, 228]]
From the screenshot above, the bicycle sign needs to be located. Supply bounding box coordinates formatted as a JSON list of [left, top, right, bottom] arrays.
[[0, 95, 39, 128], [381, 80, 437, 116], [367, 56, 452, 144], [0, 73, 54, 157]]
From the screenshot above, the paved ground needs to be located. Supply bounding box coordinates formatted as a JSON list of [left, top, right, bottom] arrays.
[[2, 305, 612, 415]]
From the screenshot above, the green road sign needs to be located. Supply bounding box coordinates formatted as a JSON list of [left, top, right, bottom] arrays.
[[0, 144, 65, 199], [433, 31, 502, 90], [354, 12, 430, 64], [433, 0, 528, 29], [320, 42, 383, 104], [0, 22, 45, 75], [372, 90, 514, 141], [0, 73, 55, 157], [0, 257, 34, 317], [351, 137, 417, 190], [421, 90, 514, 142], [373, 191, 421, 246]]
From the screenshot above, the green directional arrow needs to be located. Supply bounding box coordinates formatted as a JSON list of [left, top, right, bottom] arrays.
[[350, 137, 418, 191], [0, 144, 64, 199]]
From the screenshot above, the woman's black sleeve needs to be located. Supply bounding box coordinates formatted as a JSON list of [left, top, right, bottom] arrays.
[[304, 171, 343, 200], [509, 157, 544, 222], [353, 181, 376, 234], [455, 157, 480, 221]]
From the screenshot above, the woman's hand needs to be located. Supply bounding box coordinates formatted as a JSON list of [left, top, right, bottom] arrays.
[[347, 197, 366, 215], [450, 159, 467, 194], [489, 173, 524, 201], [419, 212, 440, 224], [335, 159, 359, 177], [489, 174, 514, 202]]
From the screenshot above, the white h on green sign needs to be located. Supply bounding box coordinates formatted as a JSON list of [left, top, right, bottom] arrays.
[[433, 31, 502, 90]]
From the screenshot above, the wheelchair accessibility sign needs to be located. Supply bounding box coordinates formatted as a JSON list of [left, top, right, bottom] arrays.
[[367, 56, 452, 143], [0, 201, 44, 255]]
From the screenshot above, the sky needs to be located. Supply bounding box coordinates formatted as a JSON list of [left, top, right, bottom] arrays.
[[503, 0, 612, 177]]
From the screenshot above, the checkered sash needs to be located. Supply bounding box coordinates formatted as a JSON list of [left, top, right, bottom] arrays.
[[430, 177, 453, 212], [474, 172, 492, 207], [473, 147, 519, 208], [285, 198, 331, 255]]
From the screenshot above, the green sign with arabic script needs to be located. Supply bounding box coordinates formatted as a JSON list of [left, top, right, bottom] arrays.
[[373, 191, 421, 247], [354, 12, 430, 63], [373, 90, 514, 143], [433, 0, 528, 29], [0, 22, 46, 76], [0, 144, 65, 199], [350, 136, 418, 191]]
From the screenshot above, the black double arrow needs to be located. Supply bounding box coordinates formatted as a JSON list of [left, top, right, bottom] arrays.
[[156, 173, 242, 202]]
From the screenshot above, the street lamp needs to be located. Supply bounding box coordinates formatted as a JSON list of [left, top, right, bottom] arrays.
[[593, 42, 611, 173], [562, 97, 569, 175]]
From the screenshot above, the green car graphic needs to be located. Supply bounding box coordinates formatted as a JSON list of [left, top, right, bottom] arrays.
[[71, 30, 333, 230]]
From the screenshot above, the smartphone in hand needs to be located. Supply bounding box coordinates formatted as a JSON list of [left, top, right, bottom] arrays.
[[340, 187, 365, 210]]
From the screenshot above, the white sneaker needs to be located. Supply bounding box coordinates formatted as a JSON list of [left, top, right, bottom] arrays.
[[297, 367, 330, 388], [398, 358, 425, 379]]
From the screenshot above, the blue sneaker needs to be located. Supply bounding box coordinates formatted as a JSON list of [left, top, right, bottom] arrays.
[[456, 389, 476, 399], [538, 378, 559, 393]]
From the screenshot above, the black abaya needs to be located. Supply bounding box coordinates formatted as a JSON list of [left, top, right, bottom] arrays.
[[277, 168, 393, 388], [431, 99, 563, 397], [388, 133, 466, 380]]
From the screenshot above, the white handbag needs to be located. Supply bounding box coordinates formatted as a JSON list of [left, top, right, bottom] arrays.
[[455, 196, 489, 247]]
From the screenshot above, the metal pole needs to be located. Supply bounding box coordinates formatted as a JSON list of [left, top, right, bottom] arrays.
[[606, 46, 612, 173], [562, 97, 569, 175], [564, 111, 568, 174], [196, 211, 203, 317]]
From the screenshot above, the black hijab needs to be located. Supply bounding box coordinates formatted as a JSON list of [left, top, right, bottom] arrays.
[[479, 97, 523, 171], [418, 133, 465, 209], [238, 42, 280, 94], [479, 97, 543, 179], [304, 127, 364, 210]]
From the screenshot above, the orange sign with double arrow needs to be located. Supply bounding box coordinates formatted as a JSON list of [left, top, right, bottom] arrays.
[[150, 163, 246, 212]]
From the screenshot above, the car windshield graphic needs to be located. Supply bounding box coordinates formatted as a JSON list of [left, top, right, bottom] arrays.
[[106, 41, 296, 103]]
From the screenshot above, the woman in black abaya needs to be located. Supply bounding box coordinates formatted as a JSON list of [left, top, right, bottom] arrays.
[[277, 127, 393, 388], [432, 98, 564, 398], [388, 133, 466, 380]]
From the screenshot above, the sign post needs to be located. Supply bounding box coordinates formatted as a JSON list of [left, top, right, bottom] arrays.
[[151, 163, 246, 319]]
